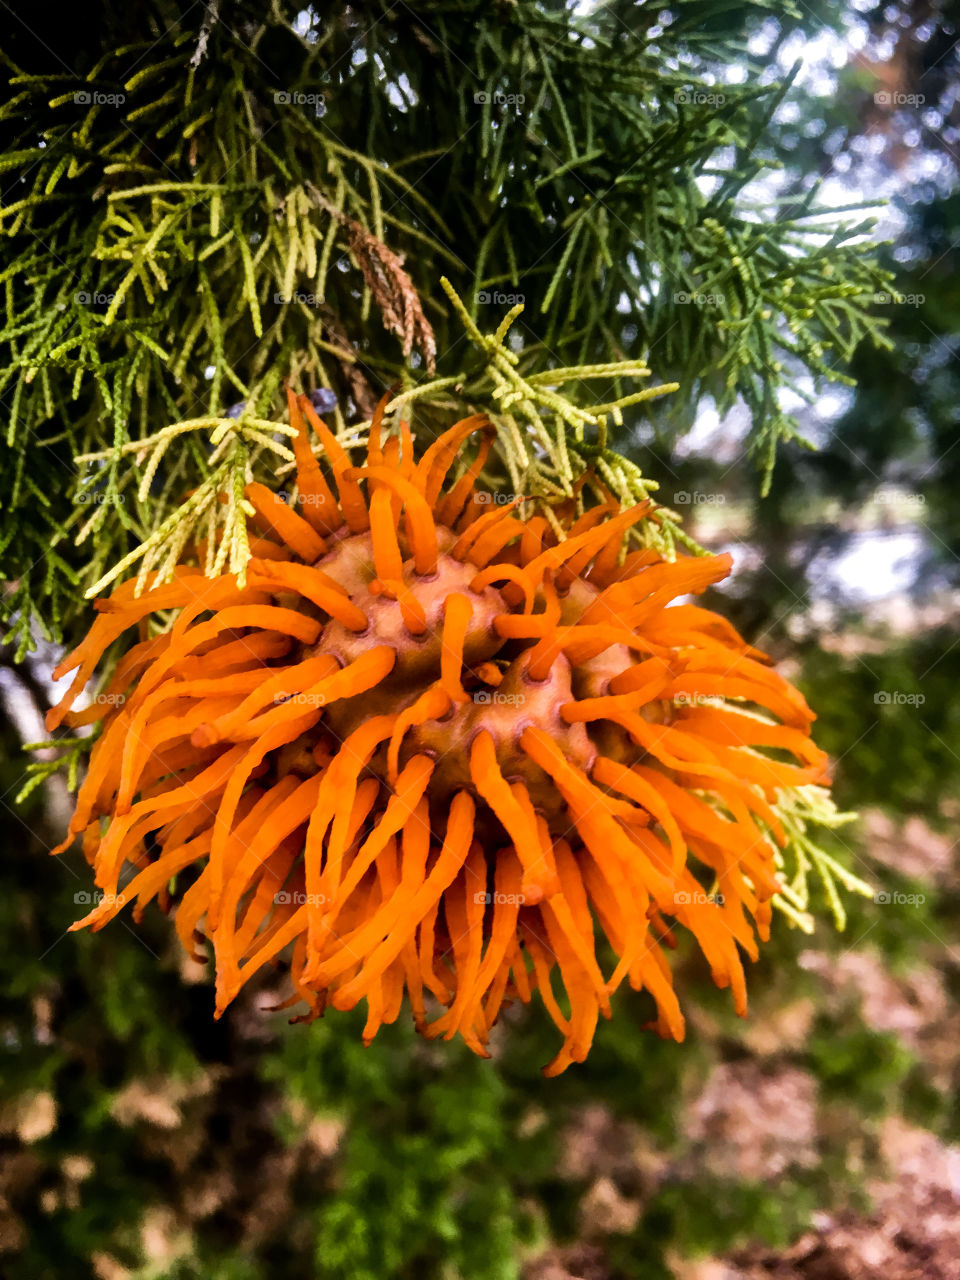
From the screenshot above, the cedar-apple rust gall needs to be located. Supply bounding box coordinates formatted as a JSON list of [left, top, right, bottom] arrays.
[[48, 389, 829, 1075]]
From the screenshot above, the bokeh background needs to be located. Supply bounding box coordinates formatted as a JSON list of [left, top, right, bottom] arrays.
[[2, 3, 960, 1278]]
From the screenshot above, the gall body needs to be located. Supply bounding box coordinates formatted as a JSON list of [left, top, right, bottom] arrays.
[[49, 391, 827, 1075]]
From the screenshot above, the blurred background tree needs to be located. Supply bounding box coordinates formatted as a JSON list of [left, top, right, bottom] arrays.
[[1, 2, 958, 1278]]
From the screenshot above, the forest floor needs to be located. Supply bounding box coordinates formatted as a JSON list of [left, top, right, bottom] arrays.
[[525, 808, 960, 1280]]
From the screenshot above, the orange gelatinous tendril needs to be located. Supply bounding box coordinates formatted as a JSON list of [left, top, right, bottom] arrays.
[[48, 391, 829, 1075]]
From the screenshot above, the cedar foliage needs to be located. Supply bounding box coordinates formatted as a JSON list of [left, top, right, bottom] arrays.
[[0, 0, 890, 655]]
